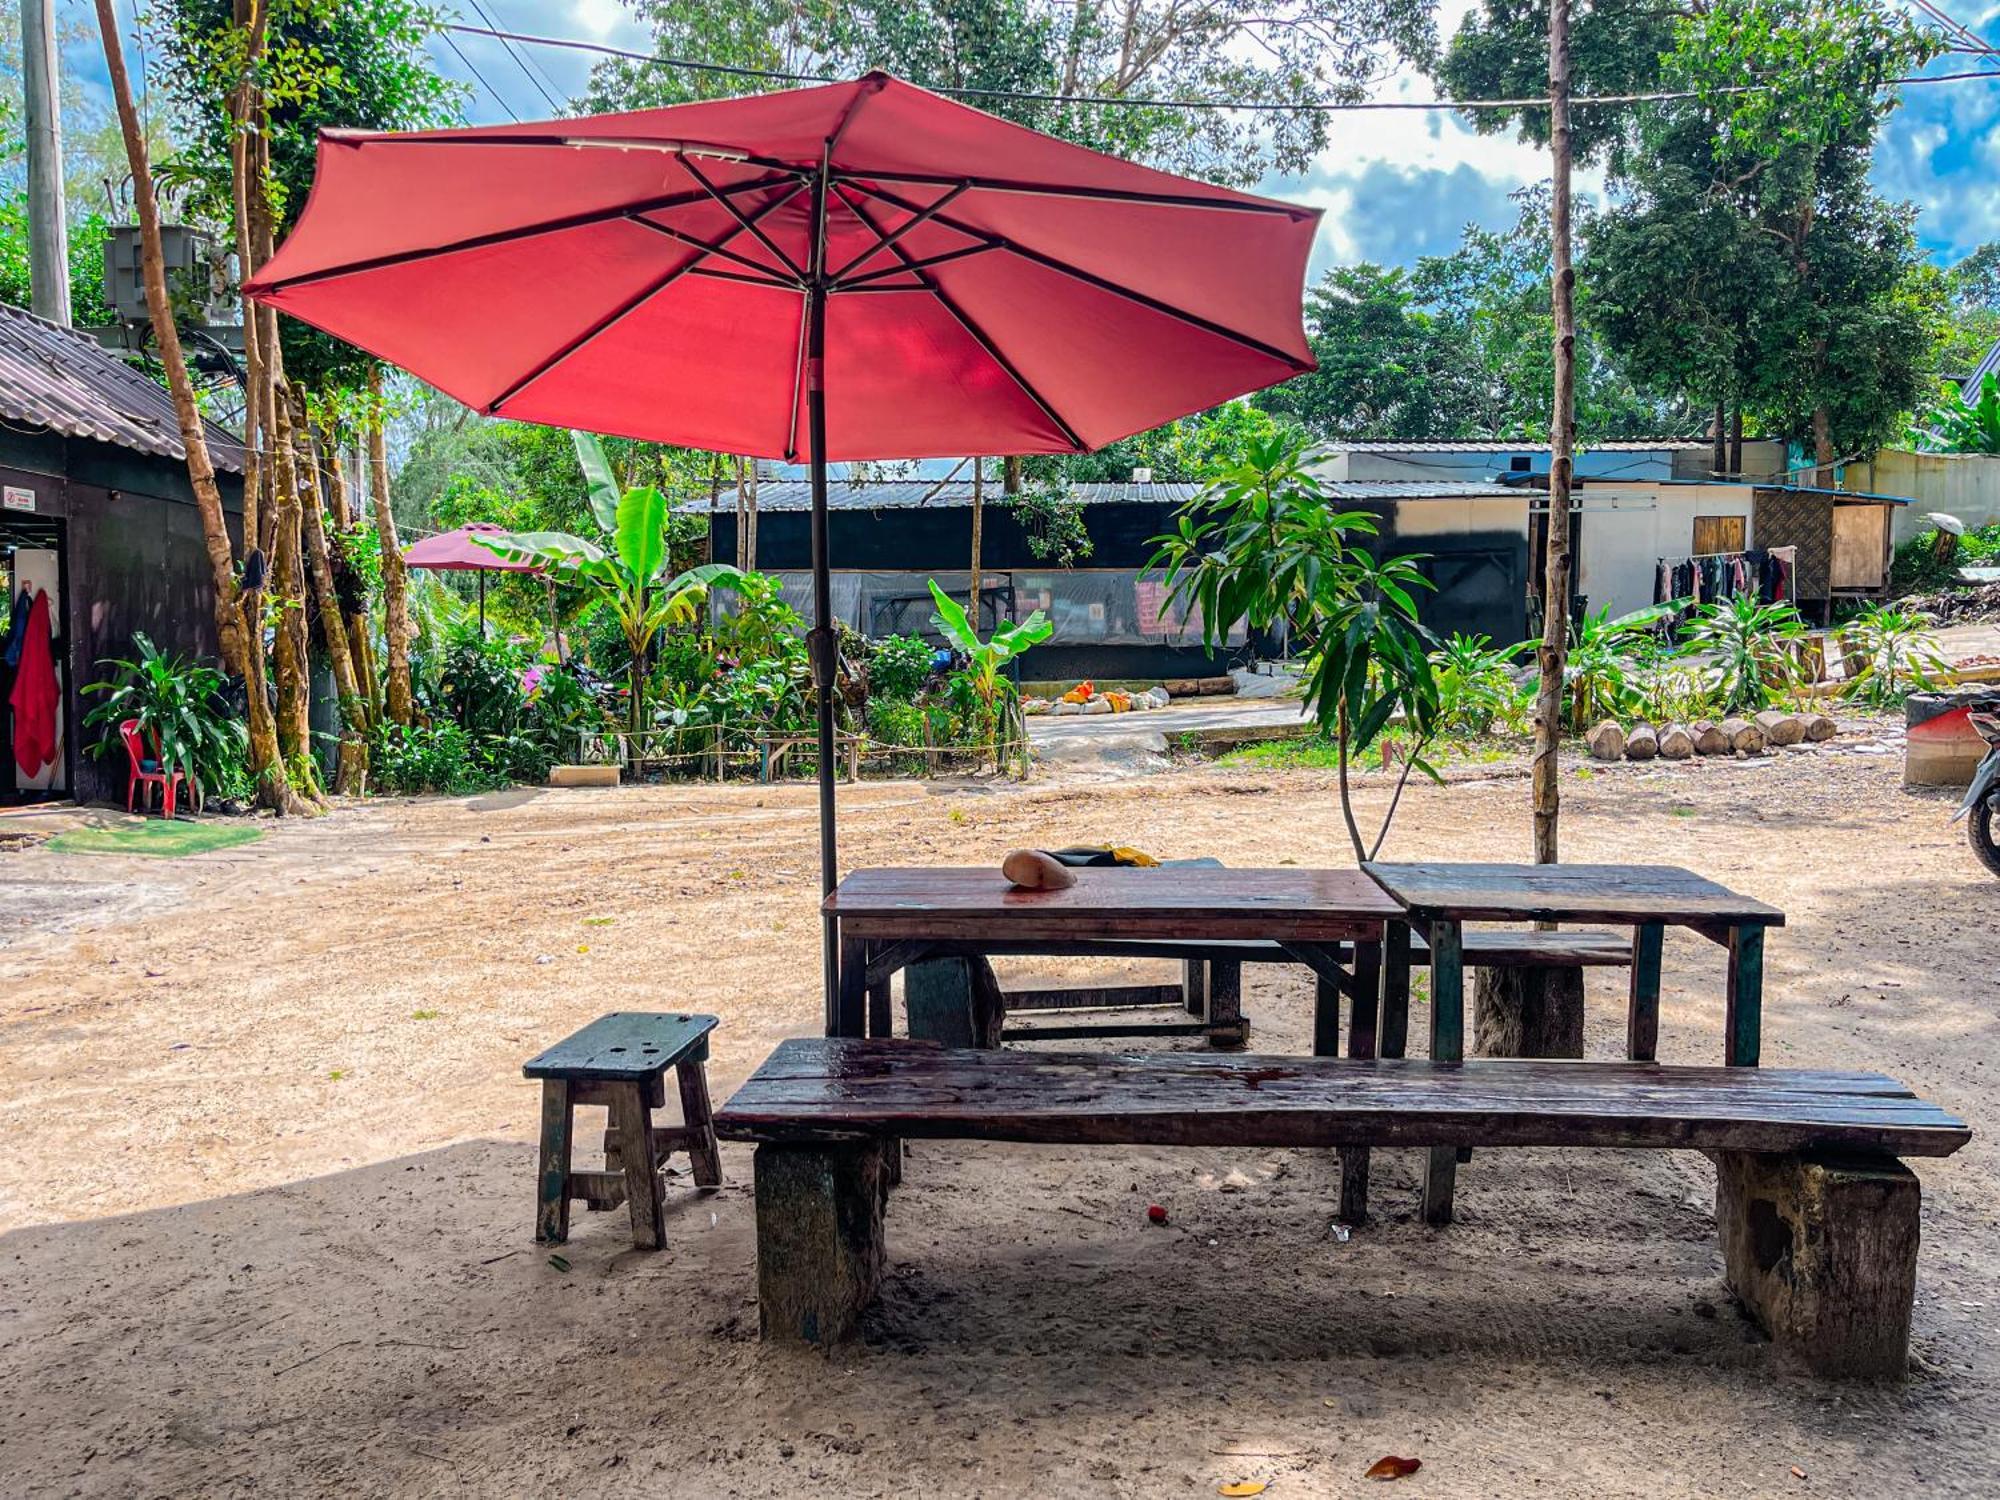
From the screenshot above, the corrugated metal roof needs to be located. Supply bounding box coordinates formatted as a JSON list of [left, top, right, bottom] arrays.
[[1962, 335, 2000, 401], [687, 477, 1528, 514], [1332, 438, 1710, 453], [0, 301, 245, 473]]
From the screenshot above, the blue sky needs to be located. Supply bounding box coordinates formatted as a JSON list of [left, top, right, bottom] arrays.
[[44, 0, 2000, 278]]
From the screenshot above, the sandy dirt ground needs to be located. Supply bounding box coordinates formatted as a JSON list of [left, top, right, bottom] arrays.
[[1, 730, 1996, 1498]]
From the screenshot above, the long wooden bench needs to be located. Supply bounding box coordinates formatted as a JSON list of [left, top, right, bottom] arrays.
[[901, 928, 1636, 1050], [716, 1039, 1969, 1374]]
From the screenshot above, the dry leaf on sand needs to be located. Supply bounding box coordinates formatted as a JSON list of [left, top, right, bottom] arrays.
[[1365, 1455, 1422, 1481]]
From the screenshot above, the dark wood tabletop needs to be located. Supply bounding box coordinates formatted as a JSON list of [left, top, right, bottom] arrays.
[[1361, 862, 1785, 929], [827, 865, 1401, 944]]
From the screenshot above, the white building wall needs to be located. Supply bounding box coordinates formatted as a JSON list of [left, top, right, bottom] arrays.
[[1575, 483, 1758, 617]]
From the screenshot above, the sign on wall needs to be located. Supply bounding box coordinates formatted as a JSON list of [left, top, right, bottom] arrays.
[[2, 484, 35, 513]]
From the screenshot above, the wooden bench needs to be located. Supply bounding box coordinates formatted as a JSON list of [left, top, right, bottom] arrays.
[[524, 1012, 723, 1251], [716, 1039, 1969, 1375], [898, 928, 1634, 1051]]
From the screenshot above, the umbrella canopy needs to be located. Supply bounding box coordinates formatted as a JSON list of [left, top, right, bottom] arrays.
[[403, 521, 540, 572], [246, 72, 1320, 1030]]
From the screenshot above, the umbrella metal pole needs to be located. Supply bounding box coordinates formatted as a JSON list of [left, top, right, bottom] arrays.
[[478, 572, 486, 636], [806, 169, 842, 1037]]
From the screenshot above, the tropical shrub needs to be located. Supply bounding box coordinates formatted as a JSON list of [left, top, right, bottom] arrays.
[[1840, 603, 1952, 707], [81, 633, 248, 806], [479, 431, 742, 734], [1911, 371, 2000, 455], [1561, 605, 1674, 730], [926, 579, 1052, 767], [869, 634, 935, 701], [1680, 595, 1807, 714], [1430, 633, 1525, 735]]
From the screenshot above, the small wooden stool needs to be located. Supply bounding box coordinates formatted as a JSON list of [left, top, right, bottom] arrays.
[[524, 1012, 722, 1250]]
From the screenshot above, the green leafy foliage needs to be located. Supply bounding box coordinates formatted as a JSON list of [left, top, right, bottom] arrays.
[[869, 635, 936, 701], [1431, 633, 1527, 736], [1149, 427, 1441, 859], [1892, 520, 2000, 594], [1561, 604, 1676, 730], [927, 578, 1052, 767], [1839, 603, 1952, 707], [81, 634, 248, 805], [478, 432, 744, 734], [1678, 595, 1807, 714], [1912, 373, 2000, 456]]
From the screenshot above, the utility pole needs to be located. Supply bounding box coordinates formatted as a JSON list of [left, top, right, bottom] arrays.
[[22, 0, 72, 324], [1532, 0, 1575, 866]]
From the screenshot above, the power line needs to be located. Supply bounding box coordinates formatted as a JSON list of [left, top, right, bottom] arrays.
[[464, 0, 568, 115], [440, 20, 2000, 114], [439, 29, 522, 123]]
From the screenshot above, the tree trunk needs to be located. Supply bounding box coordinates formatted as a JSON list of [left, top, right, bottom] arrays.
[[367, 366, 415, 726], [745, 460, 759, 571], [1004, 455, 1022, 494], [734, 457, 747, 571], [1712, 400, 1727, 478], [1813, 406, 1835, 485], [1533, 0, 1576, 868], [1729, 403, 1744, 477], [269, 389, 318, 794], [297, 414, 370, 794], [95, 0, 299, 811], [313, 421, 379, 716]]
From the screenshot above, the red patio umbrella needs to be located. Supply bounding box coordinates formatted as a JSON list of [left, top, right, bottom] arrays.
[[245, 72, 1319, 1027], [404, 521, 538, 633]]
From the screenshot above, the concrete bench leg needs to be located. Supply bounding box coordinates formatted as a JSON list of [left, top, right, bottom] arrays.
[[1715, 1150, 1921, 1378], [754, 1141, 888, 1346]]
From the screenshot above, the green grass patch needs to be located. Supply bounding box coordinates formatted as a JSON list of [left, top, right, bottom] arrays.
[[47, 820, 263, 859], [1216, 736, 1520, 773]]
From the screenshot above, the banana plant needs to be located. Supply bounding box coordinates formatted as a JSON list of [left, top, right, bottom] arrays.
[[927, 578, 1051, 766], [477, 433, 742, 736]]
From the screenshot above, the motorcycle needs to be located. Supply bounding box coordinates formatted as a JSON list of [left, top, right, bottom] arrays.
[[1954, 709, 2000, 879]]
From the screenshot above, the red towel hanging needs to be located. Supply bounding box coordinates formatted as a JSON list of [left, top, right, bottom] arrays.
[[9, 590, 59, 779]]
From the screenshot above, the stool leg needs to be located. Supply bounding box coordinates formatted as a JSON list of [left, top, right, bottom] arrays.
[[676, 1060, 724, 1189], [613, 1081, 666, 1250], [535, 1080, 574, 1244]]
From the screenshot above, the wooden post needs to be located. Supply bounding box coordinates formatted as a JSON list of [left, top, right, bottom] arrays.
[[969, 456, 985, 619], [1423, 919, 1465, 1224], [1313, 976, 1341, 1059], [675, 1054, 724, 1188], [613, 1082, 665, 1250], [1182, 958, 1207, 1017], [534, 1081, 574, 1244], [754, 1142, 887, 1345], [1715, 1150, 1920, 1377], [1379, 921, 1413, 1059], [1206, 959, 1246, 1050], [1627, 922, 1664, 1061], [1726, 924, 1764, 1067], [1531, 0, 1576, 867]]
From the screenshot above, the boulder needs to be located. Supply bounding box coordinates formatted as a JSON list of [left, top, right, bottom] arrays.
[[1658, 723, 1695, 760], [1805, 713, 1838, 742], [1146, 686, 1172, 709], [1586, 721, 1626, 761], [1722, 716, 1767, 755], [1625, 723, 1660, 761], [1691, 720, 1731, 756], [1755, 710, 1807, 747]]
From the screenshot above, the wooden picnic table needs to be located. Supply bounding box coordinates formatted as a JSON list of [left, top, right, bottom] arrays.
[[824, 865, 1405, 1058], [1361, 860, 1787, 1220]]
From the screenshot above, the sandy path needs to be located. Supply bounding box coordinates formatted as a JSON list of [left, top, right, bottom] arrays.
[[0, 739, 1994, 1497]]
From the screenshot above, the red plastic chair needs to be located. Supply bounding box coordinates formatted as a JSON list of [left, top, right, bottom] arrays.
[[120, 719, 185, 819]]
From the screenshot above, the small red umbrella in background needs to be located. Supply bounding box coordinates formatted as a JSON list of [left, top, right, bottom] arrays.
[[404, 521, 538, 634], [246, 72, 1319, 1027]]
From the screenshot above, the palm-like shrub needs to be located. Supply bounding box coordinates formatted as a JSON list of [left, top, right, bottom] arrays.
[[1680, 595, 1806, 714], [82, 633, 247, 805], [1840, 604, 1951, 707]]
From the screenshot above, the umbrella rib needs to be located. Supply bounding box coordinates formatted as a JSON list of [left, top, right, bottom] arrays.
[[834, 168, 1310, 219], [627, 212, 804, 286], [248, 173, 799, 293], [783, 292, 810, 462], [682, 156, 809, 281], [839, 187, 1088, 452], [484, 181, 805, 416], [835, 242, 999, 290], [825, 181, 969, 285], [847, 180, 1314, 373]]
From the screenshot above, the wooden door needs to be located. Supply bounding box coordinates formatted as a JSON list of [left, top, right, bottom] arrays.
[[1692, 514, 1746, 557]]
